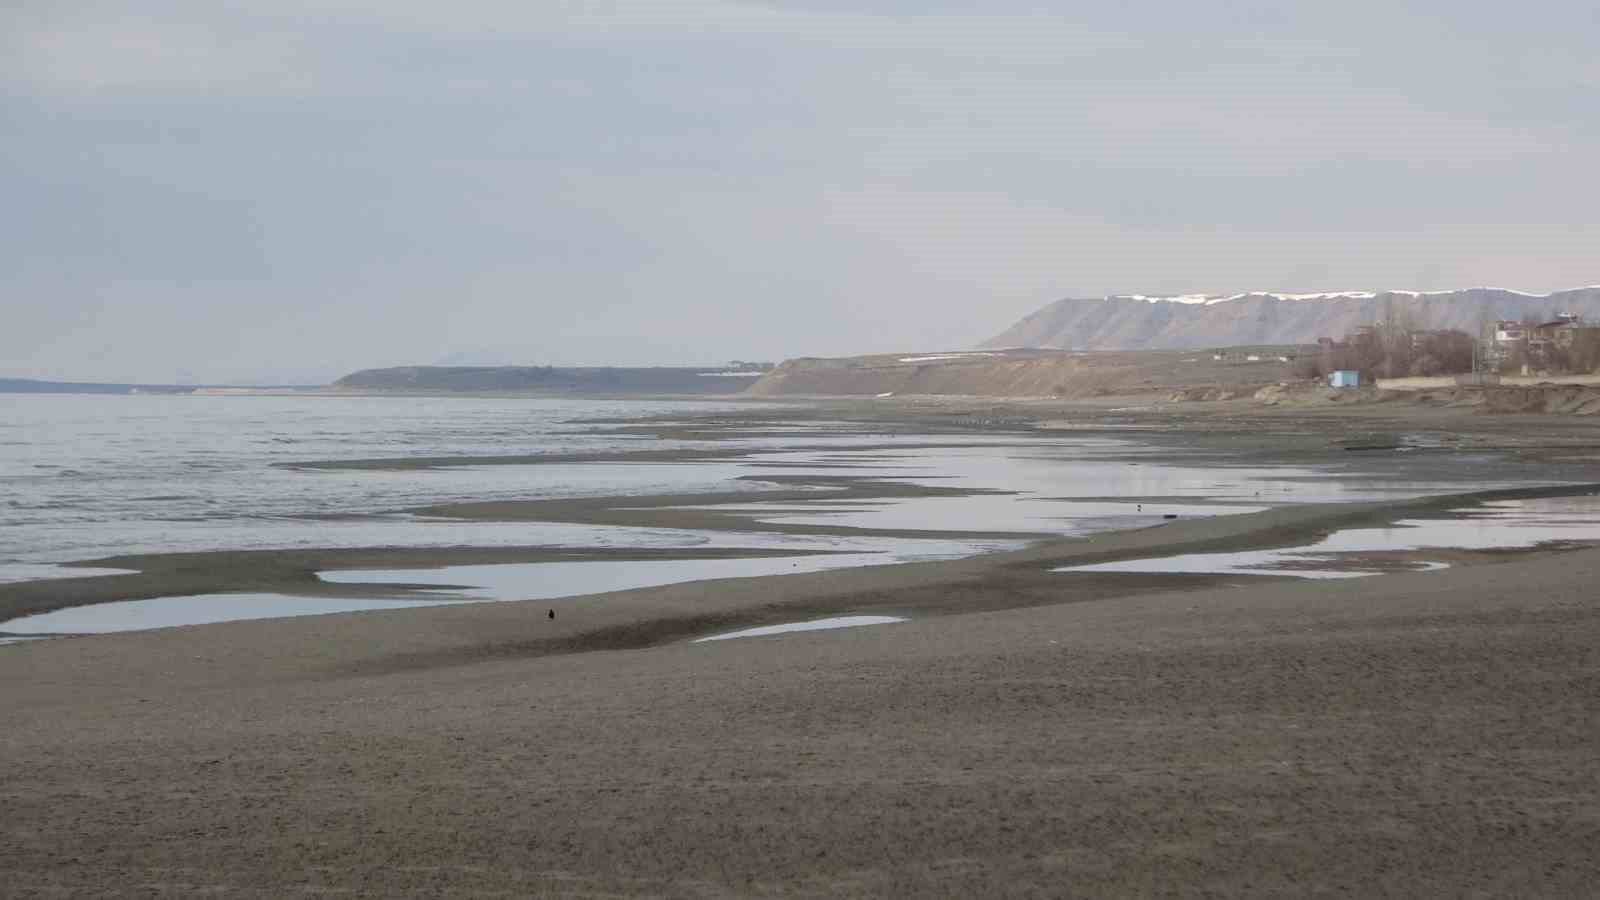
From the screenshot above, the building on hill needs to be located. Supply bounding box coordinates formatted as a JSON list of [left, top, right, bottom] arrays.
[[1487, 314, 1600, 373], [1532, 314, 1589, 348], [1493, 320, 1528, 343]]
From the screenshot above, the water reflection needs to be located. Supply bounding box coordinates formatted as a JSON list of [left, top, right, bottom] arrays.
[[4, 593, 461, 635], [318, 554, 892, 600], [694, 616, 906, 642], [0, 564, 139, 585], [1, 537, 1003, 635], [1058, 497, 1600, 580]]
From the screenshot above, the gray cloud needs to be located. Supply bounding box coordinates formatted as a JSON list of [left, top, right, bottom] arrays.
[[3, 1, 1597, 382]]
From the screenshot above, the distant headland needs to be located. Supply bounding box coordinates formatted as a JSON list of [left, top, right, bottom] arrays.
[[330, 364, 774, 395]]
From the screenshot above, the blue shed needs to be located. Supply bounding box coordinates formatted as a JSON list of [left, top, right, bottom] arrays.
[[1328, 370, 1360, 388]]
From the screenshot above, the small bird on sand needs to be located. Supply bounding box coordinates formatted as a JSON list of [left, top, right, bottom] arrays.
[[547, 609, 555, 620]]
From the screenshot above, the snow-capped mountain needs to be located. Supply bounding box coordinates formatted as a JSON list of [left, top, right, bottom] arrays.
[[982, 287, 1600, 351]]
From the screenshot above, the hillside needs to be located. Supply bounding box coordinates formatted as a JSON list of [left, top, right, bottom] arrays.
[[331, 366, 761, 395], [1, 378, 177, 395], [983, 287, 1600, 351], [746, 348, 1297, 398]]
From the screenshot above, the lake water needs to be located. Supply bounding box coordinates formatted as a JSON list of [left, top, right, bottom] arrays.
[[0, 393, 1446, 578], [0, 393, 782, 574], [3, 393, 1593, 635]]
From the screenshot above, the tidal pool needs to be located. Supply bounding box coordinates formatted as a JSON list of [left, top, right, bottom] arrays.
[[2, 593, 463, 635], [0, 564, 139, 585], [701, 443, 1551, 538], [1057, 496, 1600, 580], [316, 536, 1000, 601], [685, 495, 1263, 537], [694, 616, 906, 642], [2, 536, 1015, 636], [318, 554, 886, 600], [1, 559, 887, 636]]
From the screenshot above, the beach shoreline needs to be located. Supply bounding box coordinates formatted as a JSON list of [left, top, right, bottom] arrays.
[[10, 396, 1600, 622], [4, 398, 1599, 895], [5, 479, 1598, 636], [4, 496, 1597, 895]]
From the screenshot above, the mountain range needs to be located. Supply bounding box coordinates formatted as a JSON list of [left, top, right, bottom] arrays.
[[981, 287, 1600, 351]]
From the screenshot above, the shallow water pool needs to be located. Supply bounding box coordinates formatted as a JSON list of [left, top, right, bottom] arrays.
[[2, 593, 461, 635], [1057, 496, 1600, 580], [694, 616, 906, 642]]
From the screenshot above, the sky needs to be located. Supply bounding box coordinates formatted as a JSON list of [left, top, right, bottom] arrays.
[[4, 1, 1598, 384]]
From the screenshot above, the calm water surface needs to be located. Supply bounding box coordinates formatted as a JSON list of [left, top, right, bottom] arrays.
[[1059, 495, 1600, 579], [5, 393, 1595, 635], [1, 394, 778, 575]]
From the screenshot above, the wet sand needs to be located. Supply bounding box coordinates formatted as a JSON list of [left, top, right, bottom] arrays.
[[10, 403, 1598, 626], [3, 483, 1599, 895], [0, 545, 847, 625], [4, 402, 1600, 895]]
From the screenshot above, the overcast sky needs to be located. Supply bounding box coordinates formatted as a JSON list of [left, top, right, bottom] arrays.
[[5, 1, 1598, 383]]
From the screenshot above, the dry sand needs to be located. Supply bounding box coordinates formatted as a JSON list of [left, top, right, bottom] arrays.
[[3, 487, 1598, 896], [4, 402, 1599, 896]]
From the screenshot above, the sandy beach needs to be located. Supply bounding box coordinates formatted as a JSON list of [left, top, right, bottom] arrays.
[[4, 400, 1599, 896], [16, 1, 1600, 891]]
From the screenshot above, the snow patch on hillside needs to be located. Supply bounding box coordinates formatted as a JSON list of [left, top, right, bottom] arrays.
[[899, 352, 1001, 363], [1108, 286, 1599, 307]]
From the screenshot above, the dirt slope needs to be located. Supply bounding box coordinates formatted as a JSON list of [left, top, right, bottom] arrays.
[[747, 348, 1297, 398]]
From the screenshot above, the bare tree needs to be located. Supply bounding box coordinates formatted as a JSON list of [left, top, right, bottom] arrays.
[[1568, 330, 1600, 373]]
